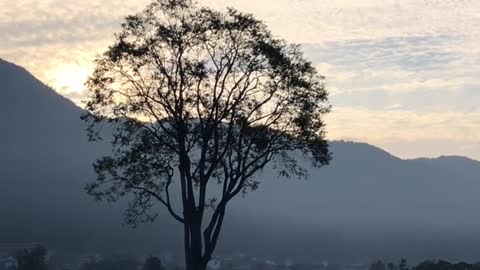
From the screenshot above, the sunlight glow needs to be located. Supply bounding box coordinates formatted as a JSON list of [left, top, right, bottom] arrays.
[[46, 62, 91, 97]]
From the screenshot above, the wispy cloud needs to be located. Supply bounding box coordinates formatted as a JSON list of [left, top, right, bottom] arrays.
[[1, 0, 480, 159], [328, 107, 480, 159]]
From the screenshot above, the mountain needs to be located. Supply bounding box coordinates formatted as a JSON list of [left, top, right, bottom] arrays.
[[1, 58, 480, 263], [0, 58, 83, 156], [233, 141, 480, 262], [414, 156, 480, 180], [0, 59, 179, 255]]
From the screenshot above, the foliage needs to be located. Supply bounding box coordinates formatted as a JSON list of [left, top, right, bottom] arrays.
[[15, 245, 48, 270], [370, 260, 386, 270], [142, 256, 165, 270], [370, 259, 480, 270], [82, 0, 331, 269], [414, 260, 480, 270], [384, 259, 410, 270]]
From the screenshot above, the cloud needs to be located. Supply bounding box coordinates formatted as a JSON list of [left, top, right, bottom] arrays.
[[202, 0, 480, 44], [329, 106, 480, 142], [327, 106, 480, 158], [1, 0, 480, 159]]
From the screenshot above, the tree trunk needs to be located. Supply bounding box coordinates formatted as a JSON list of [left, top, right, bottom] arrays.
[[184, 216, 210, 270], [185, 236, 209, 270], [185, 254, 208, 270]]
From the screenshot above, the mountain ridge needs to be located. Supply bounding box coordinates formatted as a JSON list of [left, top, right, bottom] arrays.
[[1, 58, 476, 162], [2, 58, 480, 262]]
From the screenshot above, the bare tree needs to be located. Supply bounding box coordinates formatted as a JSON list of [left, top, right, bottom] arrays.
[[82, 1, 331, 269]]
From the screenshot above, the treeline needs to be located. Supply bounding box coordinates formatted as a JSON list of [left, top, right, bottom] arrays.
[[3, 245, 165, 270], [80, 256, 164, 270], [370, 259, 480, 270], [7, 245, 480, 270]]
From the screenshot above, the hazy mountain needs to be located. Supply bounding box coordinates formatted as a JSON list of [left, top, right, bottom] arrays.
[[0, 58, 84, 158], [0, 58, 178, 255], [414, 156, 480, 180], [1, 58, 480, 263]]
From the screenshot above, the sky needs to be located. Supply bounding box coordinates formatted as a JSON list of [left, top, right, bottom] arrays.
[[1, 0, 480, 160]]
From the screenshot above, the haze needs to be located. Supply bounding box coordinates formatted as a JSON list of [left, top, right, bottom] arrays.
[[2, 1, 480, 270], [2, 0, 480, 160]]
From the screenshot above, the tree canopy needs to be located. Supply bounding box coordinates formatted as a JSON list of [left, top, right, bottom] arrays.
[[82, 0, 331, 269]]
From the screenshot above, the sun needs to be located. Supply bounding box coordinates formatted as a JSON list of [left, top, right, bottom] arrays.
[[46, 62, 91, 101]]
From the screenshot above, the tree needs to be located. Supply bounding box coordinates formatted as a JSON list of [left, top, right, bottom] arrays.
[[142, 256, 165, 270], [15, 245, 48, 270], [388, 262, 397, 270], [398, 259, 409, 270], [387, 259, 409, 270], [370, 260, 386, 270], [82, 0, 331, 270]]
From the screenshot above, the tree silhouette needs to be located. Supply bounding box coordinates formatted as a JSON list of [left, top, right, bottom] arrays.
[[142, 256, 165, 270], [387, 259, 410, 270], [15, 245, 48, 270], [370, 260, 386, 270], [398, 259, 409, 270], [82, 0, 331, 269]]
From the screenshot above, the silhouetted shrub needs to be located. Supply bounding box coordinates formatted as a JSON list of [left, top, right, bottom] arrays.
[[15, 245, 48, 270], [142, 256, 164, 270]]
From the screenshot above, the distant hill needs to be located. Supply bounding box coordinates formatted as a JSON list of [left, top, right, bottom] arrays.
[[1, 58, 480, 263], [413, 155, 480, 180], [0, 58, 172, 255]]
